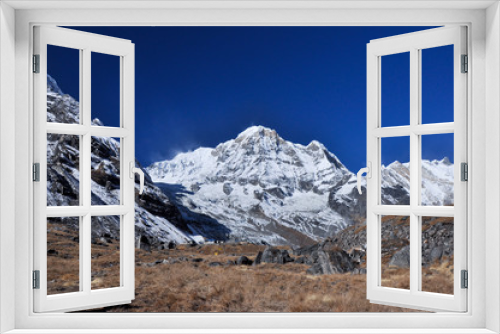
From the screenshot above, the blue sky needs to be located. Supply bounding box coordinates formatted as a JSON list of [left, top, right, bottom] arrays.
[[48, 26, 454, 171]]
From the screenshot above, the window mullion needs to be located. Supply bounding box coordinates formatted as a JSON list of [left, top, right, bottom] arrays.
[[409, 48, 420, 294], [81, 48, 92, 294]]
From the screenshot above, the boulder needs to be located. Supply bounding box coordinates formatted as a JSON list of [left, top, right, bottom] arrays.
[[388, 245, 410, 268], [47, 249, 59, 256], [208, 262, 223, 267], [429, 245, 444, 263], [305, 249, 354, 275], [236, 256, 252, 265], [295, 256, 306, 264], [253, 251, 263, 266], [261, 247, 293, 264]]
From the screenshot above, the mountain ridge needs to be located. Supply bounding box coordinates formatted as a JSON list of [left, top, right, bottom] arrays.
[[147, 125, 454, 246], [46, 74, 454, 248]]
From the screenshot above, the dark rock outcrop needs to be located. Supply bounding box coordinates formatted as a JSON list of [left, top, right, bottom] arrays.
[[236, 256, 252, 265]]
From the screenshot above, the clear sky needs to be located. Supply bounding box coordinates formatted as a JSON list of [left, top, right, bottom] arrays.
[[48, 26, 454, 172]]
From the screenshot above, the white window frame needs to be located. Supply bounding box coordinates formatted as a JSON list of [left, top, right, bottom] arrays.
[[0, 1, 499, 333], [365, 26, 468, 312], [33, 26, 136, 313]]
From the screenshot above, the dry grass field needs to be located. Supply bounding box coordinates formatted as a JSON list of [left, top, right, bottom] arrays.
[[47, 221, 452, 313]]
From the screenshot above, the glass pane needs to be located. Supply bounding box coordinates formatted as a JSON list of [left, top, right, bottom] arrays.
[[47, 134, 80, 206], [421, 45, 454, 124], [381, 215, 410, 289], [421, 133, 454, 206], [381, 136, 410, 205], [91, 52, 120, 127], [421, 216, 454, 294], [47, 217, 80, 295], [381, 52, 410, 127], [91, 137, 121, 205], [47, 45, 80, 124], [91, 215, 121, 290]]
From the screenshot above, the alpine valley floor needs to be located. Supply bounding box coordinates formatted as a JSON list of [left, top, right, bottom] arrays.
[[47, 217, 454, 313]]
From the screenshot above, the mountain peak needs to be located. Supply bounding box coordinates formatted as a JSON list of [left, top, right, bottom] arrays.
[[236, 125, 279, 141], [440, 157, 452, 165], [307, 140, 324, 151], [47, 74, 63, 95]]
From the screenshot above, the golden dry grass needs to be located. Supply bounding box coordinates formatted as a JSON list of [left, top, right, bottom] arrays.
[[48, 222, 453, 312], [47, 222, 80, 295]]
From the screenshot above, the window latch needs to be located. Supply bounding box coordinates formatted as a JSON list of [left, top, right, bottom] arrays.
[[129, 161, 145, 194], [357, 162, 372, 195]]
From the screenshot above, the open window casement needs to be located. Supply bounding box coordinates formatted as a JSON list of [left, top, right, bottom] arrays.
[[361, 26, 467, 312], [33, 26, 138, 312]]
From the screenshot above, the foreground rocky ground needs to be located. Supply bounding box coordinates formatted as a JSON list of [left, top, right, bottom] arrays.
[[47, 216, 453, 312]]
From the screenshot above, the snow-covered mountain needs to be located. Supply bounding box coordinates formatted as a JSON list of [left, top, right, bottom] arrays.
[[381, 158, 454, 206], [46, 73, 454, 248], [148, 126, 353, 246], [147, 126, 454, 246]]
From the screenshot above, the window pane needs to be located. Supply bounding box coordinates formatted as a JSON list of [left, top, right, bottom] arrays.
[[421, 45, 454, 124], [47, 134, 80, 206], [47, 217, 80, 295], [47, 45, 80, 124], [91, 215, 121, 290], [91, 52, 120, 127], [421, 216, 454, 294], [91, 137, 121, 205], [381, 215, 410, 290], [381, 136, 410, 205], [421, 133, 454, 206], [381, 52, 410, 127]]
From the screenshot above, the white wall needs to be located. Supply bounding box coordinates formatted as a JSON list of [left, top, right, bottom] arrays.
[[0, 2, 16, 333], [485, 2, 500, 333]]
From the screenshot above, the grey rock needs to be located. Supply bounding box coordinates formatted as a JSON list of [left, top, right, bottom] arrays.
[[389, 245, 410, 268], [295, 256, 306, 264], [261, 247, 294, 264], [208, 262, 223, 267], [236, 256, 252, 265], [253, 251, 263, 266], [430, 245, 444, 262], [223, 183, 233, 195]]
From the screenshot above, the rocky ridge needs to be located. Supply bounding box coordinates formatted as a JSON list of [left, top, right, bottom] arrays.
[[46, 75, 228, 250], [148, 125, 454, 246]]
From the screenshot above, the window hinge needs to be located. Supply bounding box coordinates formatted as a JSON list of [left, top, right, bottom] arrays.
[[33, 163, 40, 182], [33, 54, 40, 73], [461, 162, 468, 182], [461, 270, 468, 289], [33, 270, 40, 289], [461, 54, 468, 73]]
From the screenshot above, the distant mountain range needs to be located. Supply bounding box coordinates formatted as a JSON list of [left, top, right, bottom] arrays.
[[147, 125, 454, 246], [46, 74, 454, 248]]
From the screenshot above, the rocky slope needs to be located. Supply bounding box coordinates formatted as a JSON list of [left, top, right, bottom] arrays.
[[288, 215, 453, 275], [46, 75, 219, 249]]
